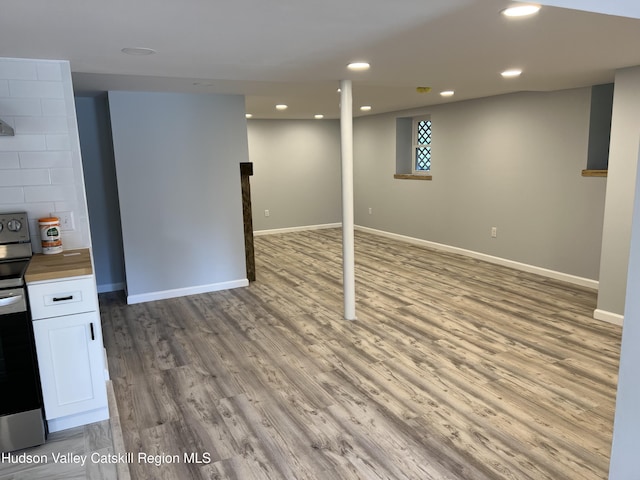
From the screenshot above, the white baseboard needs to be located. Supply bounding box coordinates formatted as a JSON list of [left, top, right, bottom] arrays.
[[355, 225, 599, 290], [47, 407, 110, 433], [593, 309, 624, 326], [126, 279, 249, 305], [254, 222, 341, 236], [97, 282, 125, 293]]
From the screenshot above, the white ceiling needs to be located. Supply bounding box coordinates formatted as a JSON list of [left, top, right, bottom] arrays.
[[1, 0, 640, 119], [532, 0, 640, 19]]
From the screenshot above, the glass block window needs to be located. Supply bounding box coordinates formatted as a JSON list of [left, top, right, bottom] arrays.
[[413, 116, 432, 173]]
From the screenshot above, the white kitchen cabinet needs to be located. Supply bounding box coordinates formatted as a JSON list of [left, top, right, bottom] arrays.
[[28, 271, 109, 433], [28, 277, 98, 320], [32, 310, 107, 422]]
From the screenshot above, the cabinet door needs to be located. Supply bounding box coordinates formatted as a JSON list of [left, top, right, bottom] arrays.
[[32, 312, 107, 420]]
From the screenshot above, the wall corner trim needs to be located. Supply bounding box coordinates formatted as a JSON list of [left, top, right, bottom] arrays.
[[126, 279, 249, 305], [593, 309, 624, 326], [355, 225, 600, 290]]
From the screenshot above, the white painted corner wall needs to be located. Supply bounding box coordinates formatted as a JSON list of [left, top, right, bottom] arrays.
[[608, 135, 640, 479]]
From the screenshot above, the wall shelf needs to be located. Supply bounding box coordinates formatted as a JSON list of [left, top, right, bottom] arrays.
[[582, 169, 608, 177], [393, 174, 432, 181]]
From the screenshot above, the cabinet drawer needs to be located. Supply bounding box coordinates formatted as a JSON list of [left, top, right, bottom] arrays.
[[28, 277, 98, 319]]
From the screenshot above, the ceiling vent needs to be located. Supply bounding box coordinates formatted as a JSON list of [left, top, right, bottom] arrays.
[[0, 118, 15, 136]]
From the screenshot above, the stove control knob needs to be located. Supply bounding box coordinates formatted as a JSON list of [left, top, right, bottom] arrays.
[[7, 219, 22, 232], [0, 222, 3, 233]]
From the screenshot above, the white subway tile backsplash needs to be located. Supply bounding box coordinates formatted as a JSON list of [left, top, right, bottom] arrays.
[[41, 99, 67, 116], [14, 116, 68, 134], [19, 151, 73, 168], [0, 169, 49, 186], [9, 80, 64, 99], [53, 201, 76, 212], [0, 186, 25, 204], [37, 63, 62, 82], [0, 61, 38, 80], [0, 171, 21, 186], [24, 184, 77, 203], [58, 229, 83, 250], [0, 152, 20, 169], [21, 169, 51, 185], [50, 168, 74, 185], [0, 98, 42, 116], [1, 58, 90, 249], [45, 134, 71, 150], [0, 135, 46, 152], [12, 202, 56, 219]]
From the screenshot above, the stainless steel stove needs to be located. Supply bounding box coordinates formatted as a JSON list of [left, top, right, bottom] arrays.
[[0, 212, 46, 452]]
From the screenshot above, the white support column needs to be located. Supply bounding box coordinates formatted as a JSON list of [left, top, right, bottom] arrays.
[[340, 79, 356, 320]]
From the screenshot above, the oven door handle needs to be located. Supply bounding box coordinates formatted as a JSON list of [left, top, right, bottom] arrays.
[[0, 294, 23, 307]]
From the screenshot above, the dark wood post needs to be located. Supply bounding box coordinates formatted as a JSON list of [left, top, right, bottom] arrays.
[[240, 162, 256, 281]]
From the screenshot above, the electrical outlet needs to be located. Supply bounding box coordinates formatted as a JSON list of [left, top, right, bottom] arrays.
[[491, 226, 497, 238], [57, 211, 75, 231], [264, 209, 270, 217], [368, 207, 373, 215]]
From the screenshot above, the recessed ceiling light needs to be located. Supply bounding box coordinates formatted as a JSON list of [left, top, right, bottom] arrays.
[[348, 62, 370, 71], [501, 68, 522, 78], [360, 106, 372, 112], [245, 114, 253, 118], [121, 47, 156, 55], [314, 114, 324, 119], [501, 4, 541, 17], [440, 90, 455, 97], [275, 104, 288, 110]]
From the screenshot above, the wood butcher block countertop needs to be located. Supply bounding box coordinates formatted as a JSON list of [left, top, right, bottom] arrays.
[[25, 248, 93, 283]]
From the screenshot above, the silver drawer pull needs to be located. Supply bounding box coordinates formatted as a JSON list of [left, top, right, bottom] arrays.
[[0, 294, 23, 307], [52, 295, 74, 302]]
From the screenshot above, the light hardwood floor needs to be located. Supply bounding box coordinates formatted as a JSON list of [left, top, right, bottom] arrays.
[[101, 228, 621, 480]]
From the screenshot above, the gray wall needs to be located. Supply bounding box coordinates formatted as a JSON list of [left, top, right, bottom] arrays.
[[108, 91, 248, 302], [75, 94, 125, 293], [609, 142, 640, 478], [247, 119, 342, 232], [354, 88, 607, 281], [597, 66, 640, 317], [586, 83, 614, 171]]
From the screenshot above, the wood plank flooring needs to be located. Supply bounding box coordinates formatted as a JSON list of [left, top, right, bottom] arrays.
[[0, 420, 117, 480], [100, 228, 622, 480]]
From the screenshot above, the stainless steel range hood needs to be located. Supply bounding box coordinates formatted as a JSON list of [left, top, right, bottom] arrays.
[[0, 118, 15, 136]]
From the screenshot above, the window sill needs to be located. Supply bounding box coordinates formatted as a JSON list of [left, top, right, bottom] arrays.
[[394, 174, 432, 181], [581, 169, 608, 177]]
